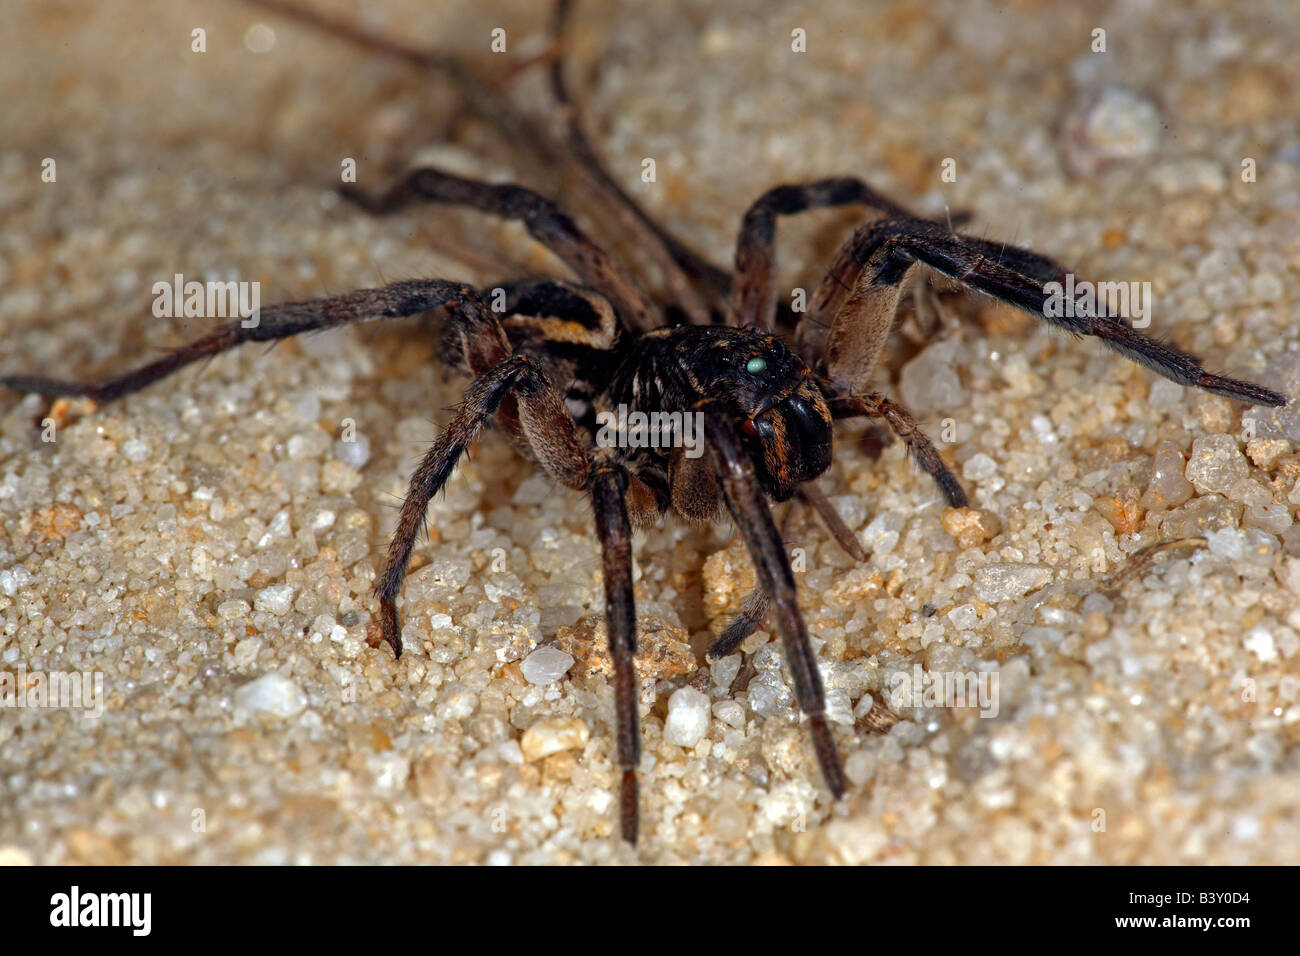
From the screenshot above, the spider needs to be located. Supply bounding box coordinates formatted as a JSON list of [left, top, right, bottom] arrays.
[[2, 0, 1286, 844]]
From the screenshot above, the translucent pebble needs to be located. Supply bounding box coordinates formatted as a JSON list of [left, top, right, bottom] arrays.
[[419, 557, 472, 590], [1147, 377, 1185, 410], [320, 459, 362, 494], [1244, 503, 1292, 535], [663, 687, 711, 747], [234, 673, 308, 717], [1227, 477, 1272, 507], [216, 599, 251, 621], [496, 740, 524, 765], [712, 699, 746, 729], [941, 507, 1001, 548], [1001, 354, 1044, 395], [254, 583, 295, 615], [1161, 496, 1241, 538], [1061, 85, 1160, 176], [121, 439, 151, 463], [520, 646, 574, 686], [1021, 626, 1064, 655], [711, 654, 742, 689], [853, 692, 876, 721], [1140, 442, 1193, 512], [844, 749, 877, 787], [899, 340, 965, 415], [368, 752, 410, 791], [1081, 592, 1114, 617], [1151, 157, 1226, 196], [334, 433, 370, 469], [436, 682, 477, 722], [1205, 528, 1245, 560], [1239, 529, 1279, 572], [963, 453, 998, 483], [973, 563, 1052, 602], [266, 509, 291, 539], [233, 637, 262, 668], [747, 679, 790, 717], [290, 392, 321, 421], [753, 643, 785, 671], [1185, 435, 1249, 495], [1244, 628, 1277, 662], [828, 494, 866, 532], [920, 621, 945, 647], [520, 718, 589, 761], [1251, 272, 1283, 302], [512, 473, 552, 506], [947, 604, 979, 630], [824, 688, 854, 726], [860, 511, 903, 556]]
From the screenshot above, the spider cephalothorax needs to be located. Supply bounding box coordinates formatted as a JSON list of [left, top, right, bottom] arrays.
[[3, 0, 1287, 845], [604, 326, 834, 503]]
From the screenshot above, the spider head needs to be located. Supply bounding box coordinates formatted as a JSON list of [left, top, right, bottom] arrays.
[[689, 328, 833, 501]]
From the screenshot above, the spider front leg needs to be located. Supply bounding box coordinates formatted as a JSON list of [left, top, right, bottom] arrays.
[[731, 178, 912, 330], [727, 176, 1000, 331], [805, 217, 1287, 407], [702, 406, 846, 800], [710, 482, 867, 657], [708, 493, 803, 660], [588, 456, 642, 843]]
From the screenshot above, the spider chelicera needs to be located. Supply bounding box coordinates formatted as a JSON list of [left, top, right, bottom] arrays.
[[3, 0, 1286, 843]]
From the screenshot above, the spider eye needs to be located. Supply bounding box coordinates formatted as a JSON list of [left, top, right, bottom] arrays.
[[746, 356, 768, 374]]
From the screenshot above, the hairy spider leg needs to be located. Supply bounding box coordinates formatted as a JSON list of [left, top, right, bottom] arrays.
[[1, 279, 503, 404], [249, 0, 731, 322], [589, 458, 641, 842], [731, 178, 913, 332], [703, 407, 847, 800], [726, 180, 969, 502], [341, 168, 663, 334], [807, 217, 1286, 408], [711, 482, 867, 655], [549, 0, 730, 322], [831, 393, 968, 508], [376, 346, 647, 842]]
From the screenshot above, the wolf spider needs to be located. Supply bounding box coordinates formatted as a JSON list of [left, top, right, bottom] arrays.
[[3, 0, 1286, 843]]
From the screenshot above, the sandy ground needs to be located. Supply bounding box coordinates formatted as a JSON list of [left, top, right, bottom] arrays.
[[2, 0, 1299, 864]]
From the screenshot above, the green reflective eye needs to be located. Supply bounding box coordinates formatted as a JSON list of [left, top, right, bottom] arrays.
[[746, 356, 768, 374]]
